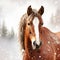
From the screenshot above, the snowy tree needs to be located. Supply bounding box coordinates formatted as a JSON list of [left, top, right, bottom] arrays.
[[8, 28, 15, 39], [10, 28, 15, 38], [1, 21, 7, 37]]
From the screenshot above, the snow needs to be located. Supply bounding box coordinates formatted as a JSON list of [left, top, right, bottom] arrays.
[[39, 56, 41, 58], [48, 41, 51, 44], [48, 49, 50, 52], [54, 53, 56, 55], [0, 36, 23, 60], [51, 34, 60, 44]]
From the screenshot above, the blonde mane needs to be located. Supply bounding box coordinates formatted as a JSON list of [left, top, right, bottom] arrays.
[[19, 13, 28, 50]]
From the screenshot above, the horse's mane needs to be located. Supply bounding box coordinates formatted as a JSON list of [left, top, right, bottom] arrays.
[[19, 13, 28, 50]]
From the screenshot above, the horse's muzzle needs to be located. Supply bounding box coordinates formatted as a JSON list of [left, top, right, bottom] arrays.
[[36, 41, 42, 49], [33, 41, 42, 49]]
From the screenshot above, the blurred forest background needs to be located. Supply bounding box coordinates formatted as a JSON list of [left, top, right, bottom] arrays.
[[0, 0, 60, 60]]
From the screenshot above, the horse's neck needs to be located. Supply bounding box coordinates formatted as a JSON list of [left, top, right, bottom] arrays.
[[40, 27, 53, 37], [55, 32, 60, 39], [40, 27, 60, 44]]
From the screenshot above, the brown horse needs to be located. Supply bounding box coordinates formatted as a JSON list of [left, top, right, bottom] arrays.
[[19, 5, 60, 60], [56, 32, 60, 39]]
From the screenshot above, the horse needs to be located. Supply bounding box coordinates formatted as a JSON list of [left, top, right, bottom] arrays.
[[55, 32, 60, 39], [19, 5, 60, 60]]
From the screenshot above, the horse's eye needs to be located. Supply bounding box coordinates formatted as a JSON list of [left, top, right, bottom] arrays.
[[41, 23, 43, 25], [28, 23, 31, 25], [29, 31, 32, 34]]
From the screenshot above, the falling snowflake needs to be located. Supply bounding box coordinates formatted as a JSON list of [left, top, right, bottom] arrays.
[[54, 52, 56, 55], [48, 49, 50, 52], [48, 41, 51, 44], [39, 55, 41, 58]]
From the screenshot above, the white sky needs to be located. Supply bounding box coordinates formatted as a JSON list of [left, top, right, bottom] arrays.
[[0, 0, 59, 33]]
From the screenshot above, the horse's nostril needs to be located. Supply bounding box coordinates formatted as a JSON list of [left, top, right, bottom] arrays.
[[33, 41, 36, 46], [36, 41, 42, 49], [33, 41, 42, 49], [36, 44, 39, 49], [40, 41, 42, 46]]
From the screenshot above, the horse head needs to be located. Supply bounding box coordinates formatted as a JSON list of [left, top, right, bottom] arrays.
[[24, 5, 44, 50]]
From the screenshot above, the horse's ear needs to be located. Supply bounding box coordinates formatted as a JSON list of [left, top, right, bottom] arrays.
[[27, 5, 33, 16], [38, 6, 44, 15]]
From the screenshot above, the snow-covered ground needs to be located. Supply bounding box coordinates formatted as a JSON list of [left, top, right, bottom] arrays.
[[0, 36, 23, 60]]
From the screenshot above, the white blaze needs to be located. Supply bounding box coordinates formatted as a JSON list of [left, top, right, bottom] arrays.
[[33, 17, 40, 45]]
